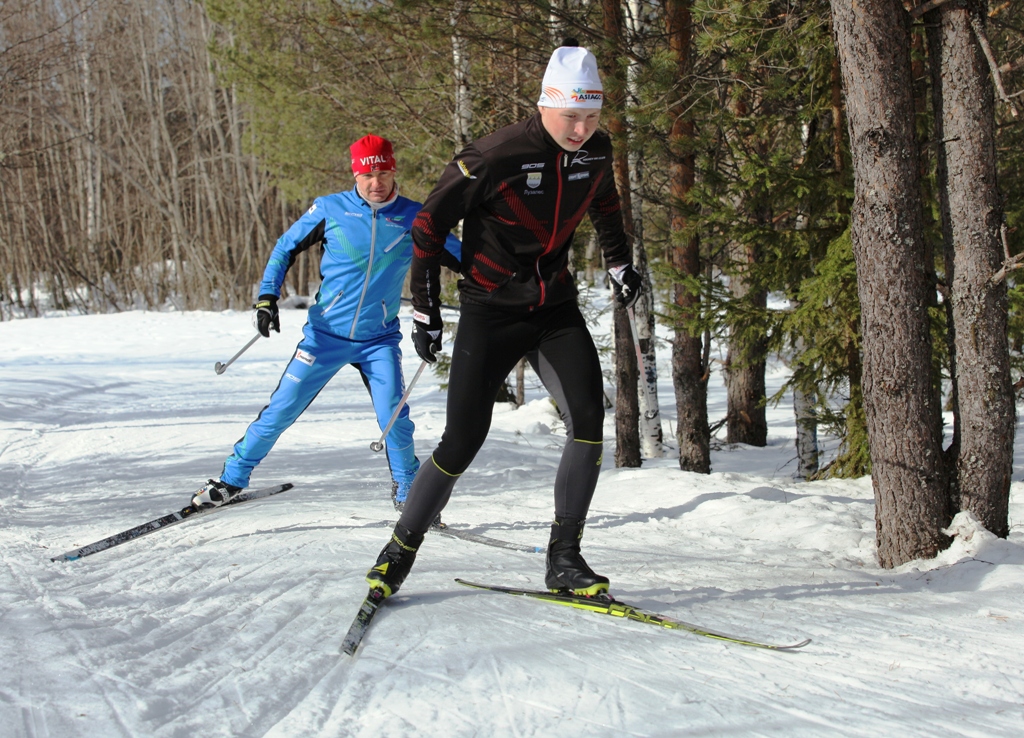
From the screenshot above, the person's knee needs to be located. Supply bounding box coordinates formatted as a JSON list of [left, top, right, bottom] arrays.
[[433, 433, 486, 476], [569, 400, 605, 440]]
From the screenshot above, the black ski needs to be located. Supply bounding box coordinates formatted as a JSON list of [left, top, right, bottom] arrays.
[[351, 516, 543, 554], [341, 588, 387, 656], [455, 579, 811, 651], [436, 526, 544, 553], [51, 483, 294, 562]]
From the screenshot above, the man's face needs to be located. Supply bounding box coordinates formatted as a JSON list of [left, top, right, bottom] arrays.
[[538, 107, 602, 151], [355, 170, 396, 203]]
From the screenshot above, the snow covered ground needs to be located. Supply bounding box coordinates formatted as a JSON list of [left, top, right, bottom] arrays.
[[1, 299, 1022, 737]]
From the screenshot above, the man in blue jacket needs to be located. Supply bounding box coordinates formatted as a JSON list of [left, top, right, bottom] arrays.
[[191, 135, 460, 513]]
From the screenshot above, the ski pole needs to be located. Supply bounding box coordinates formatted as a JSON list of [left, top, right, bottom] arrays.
[[627, 306, 657, 420], [214, 333, 261, 375], [370, 360, 428, 452]]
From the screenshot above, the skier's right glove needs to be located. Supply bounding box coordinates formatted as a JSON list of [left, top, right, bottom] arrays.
[[254, 294, 280, 337], [412, 309, 443, 363], [609, 263, 643, 309]]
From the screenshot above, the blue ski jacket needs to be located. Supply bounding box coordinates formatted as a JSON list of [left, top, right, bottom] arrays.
[[259, 185, 460, 341]]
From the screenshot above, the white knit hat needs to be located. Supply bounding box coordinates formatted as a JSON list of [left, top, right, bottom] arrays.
[[537, 45, 603, 109]]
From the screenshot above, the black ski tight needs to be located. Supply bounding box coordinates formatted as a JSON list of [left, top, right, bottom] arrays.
[[398, 299, 605, 532]]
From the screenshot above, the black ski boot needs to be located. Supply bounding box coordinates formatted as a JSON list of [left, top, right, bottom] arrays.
[[545, 517, 609, 596], [365, 523, 424, 598]]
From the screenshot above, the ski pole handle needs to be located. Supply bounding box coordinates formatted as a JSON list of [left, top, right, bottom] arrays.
[[215, 333, 261, 375], [371, 360, 428, 452], [627, 306, 657, 421]]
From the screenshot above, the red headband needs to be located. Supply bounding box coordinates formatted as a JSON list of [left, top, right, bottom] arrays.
[[350, 134, 396, 175]]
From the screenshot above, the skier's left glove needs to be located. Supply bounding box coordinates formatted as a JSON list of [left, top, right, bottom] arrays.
[[609, 264, 643, 309], [412, 308, 443, 363], [254, 294, 280, 337]]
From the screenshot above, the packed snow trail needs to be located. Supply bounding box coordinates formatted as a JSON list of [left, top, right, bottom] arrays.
[[1, 309, 1022, 737]]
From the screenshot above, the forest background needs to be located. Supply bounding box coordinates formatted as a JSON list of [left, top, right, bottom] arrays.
[[2, 0, 1023, 568]]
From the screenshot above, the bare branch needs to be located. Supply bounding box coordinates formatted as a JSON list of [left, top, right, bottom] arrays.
[[967, 8, 1019, 119], [909, 0, 957, 20], [990, 248, 1024, 285]]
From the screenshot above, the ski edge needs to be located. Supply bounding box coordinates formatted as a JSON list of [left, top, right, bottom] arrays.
[[51, 482, 294, 562], [454, 579, 811, 651]]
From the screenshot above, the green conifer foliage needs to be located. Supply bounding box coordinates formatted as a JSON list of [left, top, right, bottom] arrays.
[[783, 228, 868, 477]]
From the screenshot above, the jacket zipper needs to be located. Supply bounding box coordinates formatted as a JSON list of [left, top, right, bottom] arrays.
[[534, 152, 565, 309], [321, 290, 343, 316], [350, 209, 378, 338]]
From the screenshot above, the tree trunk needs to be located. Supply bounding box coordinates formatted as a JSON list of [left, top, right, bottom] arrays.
[[928, 1, 1014, 538], [792, 122, 818, 478], [724, 239, 768, 447], [515, 358, 525, 407], [829, 0, 951, 567], [450, 0, 472, 151], [626, 0, 664, 458], [666, 0, 710, 474], [792, 343, 819, 479], [602, 0, 640, 467]]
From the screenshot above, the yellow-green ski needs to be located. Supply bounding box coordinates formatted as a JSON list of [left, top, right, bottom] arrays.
[[454, 579, 811, 651]]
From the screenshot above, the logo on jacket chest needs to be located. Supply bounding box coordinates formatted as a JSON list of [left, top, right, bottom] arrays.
[[569, 149, 606, 167]]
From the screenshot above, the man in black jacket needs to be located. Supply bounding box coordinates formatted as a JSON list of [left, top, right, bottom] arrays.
[[365, 42, 644, 599]]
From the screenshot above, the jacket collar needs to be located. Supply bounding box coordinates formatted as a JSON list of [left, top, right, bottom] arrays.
[[526, 112, 565, 154], [349, 183, 400, 213]]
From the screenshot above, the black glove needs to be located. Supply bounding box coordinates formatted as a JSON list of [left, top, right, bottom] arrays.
[[254, 294, 280, 337], [610, 264, 643, 309], [411, 308, 443, 363]]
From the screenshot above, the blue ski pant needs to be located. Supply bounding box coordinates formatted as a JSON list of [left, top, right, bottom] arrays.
[[220, 322, 418, 489]]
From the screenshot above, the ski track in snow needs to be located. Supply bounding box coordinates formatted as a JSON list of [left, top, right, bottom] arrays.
[[1, 306, 1022, 737]]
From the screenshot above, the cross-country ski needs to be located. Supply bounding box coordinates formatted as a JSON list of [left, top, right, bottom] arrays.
[[51, 483, 294, 561], [352, 516, 544, 554], [454, 579, 811, 650]]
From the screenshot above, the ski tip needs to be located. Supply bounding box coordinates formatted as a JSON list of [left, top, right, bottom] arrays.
[[51, 554, 76, 563], [281, 482, 294, 491], [777, 638, 812, 650]]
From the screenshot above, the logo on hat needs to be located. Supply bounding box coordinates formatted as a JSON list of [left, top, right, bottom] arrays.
[[350, 134, 396, 175], [541, 86, 569, 107], [359, 155, 391, 168], [571, 88, 603, 103]]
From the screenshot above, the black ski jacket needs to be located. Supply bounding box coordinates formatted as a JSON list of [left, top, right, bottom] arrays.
[[410, 113, 630, 317]]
